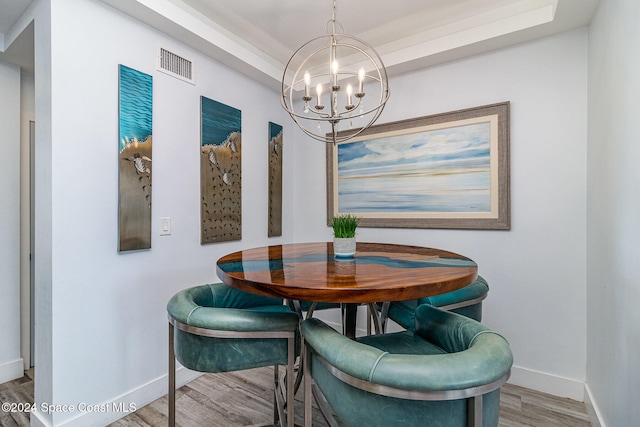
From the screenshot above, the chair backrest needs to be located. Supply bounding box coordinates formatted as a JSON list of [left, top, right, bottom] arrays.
[[302, 304, 512, 427], [169, 282, 284, 312], [421, 275, 489, 313], [384, 275, 489, 330]]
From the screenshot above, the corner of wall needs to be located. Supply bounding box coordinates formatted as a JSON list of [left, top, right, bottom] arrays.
[[507, 365, 585, 401], [584, 383, 605, 427]]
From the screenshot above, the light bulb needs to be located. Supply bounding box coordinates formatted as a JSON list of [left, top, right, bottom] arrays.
[[358, 68, 365, 93], [304, 72, 311, 98]]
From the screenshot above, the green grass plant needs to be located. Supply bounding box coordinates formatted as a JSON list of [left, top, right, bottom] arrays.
[[331, 214, 360, 238]]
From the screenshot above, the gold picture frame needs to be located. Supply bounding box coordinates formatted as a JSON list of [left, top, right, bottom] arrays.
[[327, 102, 510, 230]]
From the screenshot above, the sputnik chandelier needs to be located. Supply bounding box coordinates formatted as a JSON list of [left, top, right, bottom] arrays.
[[281, 0, 390, 144]]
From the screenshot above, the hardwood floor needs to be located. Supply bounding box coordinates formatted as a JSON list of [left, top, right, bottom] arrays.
[[0, 367, 591, 426], [0, 369, 33, 427]]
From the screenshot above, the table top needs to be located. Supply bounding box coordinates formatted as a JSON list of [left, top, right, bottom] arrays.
[[216, 242, 478, 304]]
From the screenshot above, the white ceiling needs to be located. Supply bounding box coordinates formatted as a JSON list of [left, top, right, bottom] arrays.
[[0, 0, 33, 73], [1, 0, 599, 86], [0, 0, 30, 34]]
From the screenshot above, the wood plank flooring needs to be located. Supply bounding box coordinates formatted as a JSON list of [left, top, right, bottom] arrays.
[[0, 369, 33, 427], [0, 368, 591, 426]]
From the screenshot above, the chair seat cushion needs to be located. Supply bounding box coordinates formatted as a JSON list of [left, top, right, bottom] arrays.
[[246, 304, 296, 313], [298, 301, 341, 311], [357, 330, 446, 356]]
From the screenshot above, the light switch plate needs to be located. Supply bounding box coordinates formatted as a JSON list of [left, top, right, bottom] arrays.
[[160, 217, 171, 236]]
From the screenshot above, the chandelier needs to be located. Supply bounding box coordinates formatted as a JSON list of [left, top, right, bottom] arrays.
[[281, 0, 390, 145]]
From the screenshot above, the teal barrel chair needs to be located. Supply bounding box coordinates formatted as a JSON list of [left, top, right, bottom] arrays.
[[167, 283, 299, 427], [377, 275, 490, 332], [301, 304, 513, 427]]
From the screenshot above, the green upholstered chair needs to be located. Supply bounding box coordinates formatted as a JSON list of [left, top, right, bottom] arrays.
[[377, 275, 490, 332], [301, 304, 512, 427], [167, 283, 299, 427]]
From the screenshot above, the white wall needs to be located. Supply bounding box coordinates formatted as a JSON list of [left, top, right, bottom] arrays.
[[294, 28, 589, 399], [29, 0, 293, 425], [0, 59, 23, 384], [587, 0, 640, 425]]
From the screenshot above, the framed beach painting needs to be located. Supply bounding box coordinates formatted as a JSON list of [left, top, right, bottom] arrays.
[[200, 96, 242, 243], [326, 102, 510, 230]]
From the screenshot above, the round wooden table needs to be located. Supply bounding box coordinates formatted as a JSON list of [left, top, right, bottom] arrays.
[[216, 242, 478, 337]]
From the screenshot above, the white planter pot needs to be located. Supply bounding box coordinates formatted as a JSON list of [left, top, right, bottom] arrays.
[[333, 237, 356, 258]]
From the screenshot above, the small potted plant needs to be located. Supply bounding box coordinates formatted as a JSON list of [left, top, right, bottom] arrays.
[[331, 213, 360, 257]]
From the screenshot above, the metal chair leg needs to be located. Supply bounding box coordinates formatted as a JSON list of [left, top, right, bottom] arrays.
[[467, 394, 483, 427], [303, 340, 313, 427], [379, 301, 390, 333], [274, 336, 296, 427], [287, 335, 295, 427], [168, 322, 176, 427], [273, 365, 280, 425]]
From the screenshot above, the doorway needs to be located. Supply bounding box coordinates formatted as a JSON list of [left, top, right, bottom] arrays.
[[20, 116, 35, 370]]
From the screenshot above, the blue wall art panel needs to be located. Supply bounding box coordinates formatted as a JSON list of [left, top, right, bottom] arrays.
[[200, 96, 242, 243], [118, 64, 153, 252], [268, 122, 283, 237]]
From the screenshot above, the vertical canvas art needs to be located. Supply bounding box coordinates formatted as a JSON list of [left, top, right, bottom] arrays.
[[268, 122, 283, 237], [200, 96, 242, 243], [118, 65, 153, 252]]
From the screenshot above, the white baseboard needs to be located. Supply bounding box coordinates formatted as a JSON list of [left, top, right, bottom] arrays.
[[30, 366, 201, 427], [0, 358, 24, 385], [510, 368, 605, 427], [508, 365, 585, 401]]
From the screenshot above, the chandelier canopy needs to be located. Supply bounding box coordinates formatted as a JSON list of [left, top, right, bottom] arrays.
[[281, 0, 390, 144]]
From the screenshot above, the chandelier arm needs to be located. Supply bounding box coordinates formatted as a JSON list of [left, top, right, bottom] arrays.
[[285, 90, 388, 122], [285, 69, 389, 118], [283, 98, 390, 141]]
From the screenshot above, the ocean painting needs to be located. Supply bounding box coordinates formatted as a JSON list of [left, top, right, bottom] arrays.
[[200, 96, 242, 243], [336, 119, 494, 215], [118, 65, 153, 252], [328, 103, 510, 229]]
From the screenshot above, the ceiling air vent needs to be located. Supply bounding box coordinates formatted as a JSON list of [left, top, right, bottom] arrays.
[[158, 47, 195, 84]]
